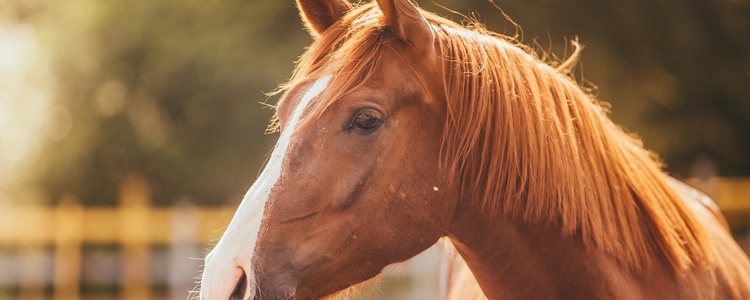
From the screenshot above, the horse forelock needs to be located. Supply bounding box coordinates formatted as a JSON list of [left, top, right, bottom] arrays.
[[275, 2, 712, 274]]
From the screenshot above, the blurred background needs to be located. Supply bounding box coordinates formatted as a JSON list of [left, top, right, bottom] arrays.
[[0, 0, 748, 299]]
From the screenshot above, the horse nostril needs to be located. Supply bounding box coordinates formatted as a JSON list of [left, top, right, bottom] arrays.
[[229, 270, 247, 300]]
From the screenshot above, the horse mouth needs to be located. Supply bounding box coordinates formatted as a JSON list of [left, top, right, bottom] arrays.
[[230, 271, 247, 300]]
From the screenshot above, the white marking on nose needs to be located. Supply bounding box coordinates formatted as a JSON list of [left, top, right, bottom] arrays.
[[200, 76, 331, 299]]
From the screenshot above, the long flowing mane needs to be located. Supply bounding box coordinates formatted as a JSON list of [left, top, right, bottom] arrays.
[[274, 3, 711, 272]]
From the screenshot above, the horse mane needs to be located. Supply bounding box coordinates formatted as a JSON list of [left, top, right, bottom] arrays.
[[275, 3, 711, 273]]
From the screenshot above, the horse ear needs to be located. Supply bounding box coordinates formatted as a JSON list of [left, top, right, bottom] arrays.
[[296, 0, 352, 36], [375, 0, 434, 56]]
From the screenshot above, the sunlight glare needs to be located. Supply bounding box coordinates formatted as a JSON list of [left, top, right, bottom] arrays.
[[0, 23, 56, 203]]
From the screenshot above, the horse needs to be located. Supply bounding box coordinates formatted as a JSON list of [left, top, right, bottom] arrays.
[[199, 0, 750, 299]]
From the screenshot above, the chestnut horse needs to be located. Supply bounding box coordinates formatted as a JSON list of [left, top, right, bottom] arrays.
[[200, 0, 750, 299]]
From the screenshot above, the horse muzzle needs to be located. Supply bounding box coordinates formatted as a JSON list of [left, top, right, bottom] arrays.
[[200, 249, 255, 300]]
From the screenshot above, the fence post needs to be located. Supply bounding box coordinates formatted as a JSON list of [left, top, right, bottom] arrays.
[[53, 194, 83, 300], [119, 175, 151, 299]]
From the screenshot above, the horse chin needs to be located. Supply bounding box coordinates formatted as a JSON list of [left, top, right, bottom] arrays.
[[253, 278, 300, 300], [251, 289, 297, 300]]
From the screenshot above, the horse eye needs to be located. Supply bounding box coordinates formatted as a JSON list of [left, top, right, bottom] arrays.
[[350, 109, 382, 132]]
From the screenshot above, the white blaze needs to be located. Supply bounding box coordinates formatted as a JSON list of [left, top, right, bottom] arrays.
[[200, 76, 331, 299]]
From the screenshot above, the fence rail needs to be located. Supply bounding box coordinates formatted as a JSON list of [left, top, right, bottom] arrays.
[[0, 199, 234, 245], [687, 177, 750, 229], [0, 176, 748, 299]]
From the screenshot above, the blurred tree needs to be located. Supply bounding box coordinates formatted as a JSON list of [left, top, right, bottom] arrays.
[[9, 0, 748, 205], [36, 0, 311, 205]]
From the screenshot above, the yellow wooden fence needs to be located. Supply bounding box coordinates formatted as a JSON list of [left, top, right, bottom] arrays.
[[0, 176, 748, 299], [0, 176, 235, 299]]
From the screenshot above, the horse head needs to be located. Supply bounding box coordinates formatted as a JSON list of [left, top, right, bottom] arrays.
[[200, 1, 456, 298]]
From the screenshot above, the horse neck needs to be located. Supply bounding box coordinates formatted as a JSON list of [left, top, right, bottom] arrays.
[[446, 201, 673, 299]]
